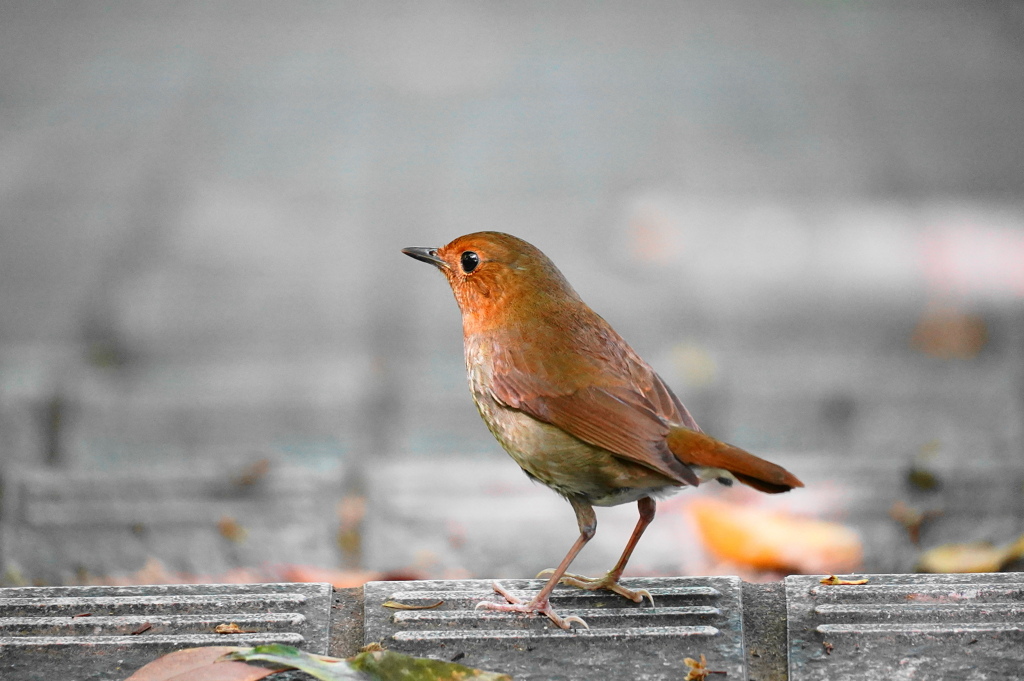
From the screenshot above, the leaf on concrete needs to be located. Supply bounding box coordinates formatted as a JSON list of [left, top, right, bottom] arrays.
[[124, 646, 278, 681], [916, 534, 1024, 573], [689, 497, 863, 574], [228, 644, 365, 680], [682, 654, 726, 680], [349, 648, 513, 681], [819, 574, 869, 586], [130, 643, 513, 681], [382, 600, 443, 610]]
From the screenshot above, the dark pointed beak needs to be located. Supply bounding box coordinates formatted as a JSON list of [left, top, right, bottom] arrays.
[[401, 246, 447, 269]]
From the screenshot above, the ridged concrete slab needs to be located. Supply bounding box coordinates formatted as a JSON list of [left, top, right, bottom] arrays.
[[364, 577, 745, 681], [787, 573, 1024, 680], [0, 582, 332, 681]]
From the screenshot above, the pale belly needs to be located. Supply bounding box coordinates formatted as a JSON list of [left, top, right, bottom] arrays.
[[469, 385, 682, 507]]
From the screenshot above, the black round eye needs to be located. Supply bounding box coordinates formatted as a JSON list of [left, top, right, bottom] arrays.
[[460, 251, 480, 273]]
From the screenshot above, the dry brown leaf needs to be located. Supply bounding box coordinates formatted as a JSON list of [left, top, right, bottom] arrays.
[[683, 654, 726, 680], [910, 303, 987, 359], [124, 646, 276, 681], [216, 622, 257, 634], [218, 516, 247, 543], [820, 575, 869, 586], [235, 458, 271, 486], [382, 599, 443, 610], [889, 501, 941, 545]]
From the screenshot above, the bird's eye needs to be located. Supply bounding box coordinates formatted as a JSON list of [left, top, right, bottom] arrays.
[[460, 251, 480, 273]]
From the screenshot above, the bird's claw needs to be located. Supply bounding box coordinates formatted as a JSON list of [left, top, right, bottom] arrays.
[[632, 588, 655, 607], [475, 580, 588, 630], [561, 614, 590, 630], [534, 569, 656, 607]]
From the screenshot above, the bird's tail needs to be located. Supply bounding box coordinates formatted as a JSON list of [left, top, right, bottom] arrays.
[[666, 426, 804, 494]]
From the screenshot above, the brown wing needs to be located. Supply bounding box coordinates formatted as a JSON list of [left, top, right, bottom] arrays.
[[486, 335, 700, 486]]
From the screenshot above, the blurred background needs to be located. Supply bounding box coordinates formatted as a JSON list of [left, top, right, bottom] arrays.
[[1, 1, 1022, 588]]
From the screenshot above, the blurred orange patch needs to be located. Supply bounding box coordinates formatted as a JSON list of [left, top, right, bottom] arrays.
[[689, 497, 862, 574]]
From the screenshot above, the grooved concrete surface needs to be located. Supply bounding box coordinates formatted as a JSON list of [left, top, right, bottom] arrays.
[[1, 575, 1022, 680], [0, 582, 332, 681], [786, 573, 1024, 680], [365, 577, 745, 681]]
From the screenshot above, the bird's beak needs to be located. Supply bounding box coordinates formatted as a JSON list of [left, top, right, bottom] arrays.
[[401, 246, 448, 269]]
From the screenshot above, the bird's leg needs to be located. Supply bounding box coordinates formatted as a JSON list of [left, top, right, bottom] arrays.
[[476, 496, 595, 630], [537, 496, 656, 606]]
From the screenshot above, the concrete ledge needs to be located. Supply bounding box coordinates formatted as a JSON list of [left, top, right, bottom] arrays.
[[0, 582, 332, 680], [1, 574, 1022, 680]]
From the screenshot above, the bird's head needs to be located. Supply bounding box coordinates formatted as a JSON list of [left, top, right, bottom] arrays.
[[402, 231, 579, 333]]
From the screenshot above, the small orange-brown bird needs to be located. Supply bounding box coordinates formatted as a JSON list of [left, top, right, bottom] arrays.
[[403, 232, 802, 629]]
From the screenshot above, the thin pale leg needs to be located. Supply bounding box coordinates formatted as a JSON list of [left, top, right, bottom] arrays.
[[537, 496, 656, 606], [476, 496, 596, 630]]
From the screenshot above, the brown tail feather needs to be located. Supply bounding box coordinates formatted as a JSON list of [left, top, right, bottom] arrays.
[[730, 472, 798, 494], [666, 426, 804, 493]]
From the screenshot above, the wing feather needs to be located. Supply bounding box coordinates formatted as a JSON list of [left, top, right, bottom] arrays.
[[487, 352, 699, 486]]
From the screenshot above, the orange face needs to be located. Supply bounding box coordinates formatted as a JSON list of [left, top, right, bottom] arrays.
[[402, 231, 578, 334]]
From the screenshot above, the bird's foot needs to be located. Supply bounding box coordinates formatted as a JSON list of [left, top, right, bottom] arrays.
[[474, 581, 589, 630], [535, 568, 655, 607]]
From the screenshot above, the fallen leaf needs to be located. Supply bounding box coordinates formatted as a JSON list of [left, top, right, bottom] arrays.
[[906, 440, 943, 491], [382, 600, 443, 610], [820, 575, 869, 586], [910, 302, 987, 359], [124, 646, 277, 681], [349, 648, 512, 681], [230, 643, 512, 681], [235, 458, 271, 486], [916, 534, 1024, 573], [130, 642, 513, 681], [218, 517, 247, 543], [889, 501, 940, 545], [131, 623, 153, 635], [683, 654, 726, 680], [216, 623, 257, 634], [690, 497, 862, 574]]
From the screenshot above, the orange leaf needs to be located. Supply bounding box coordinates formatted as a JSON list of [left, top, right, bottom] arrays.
[[689, 497, 862, 574]]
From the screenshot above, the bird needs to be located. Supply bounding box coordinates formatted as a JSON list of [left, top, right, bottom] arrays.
[[402, 231, 803, 630]]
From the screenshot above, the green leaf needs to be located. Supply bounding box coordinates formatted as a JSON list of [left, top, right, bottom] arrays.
[[128, 644, 513, 681], [349, 649, 513, 681], [228, 645, 365, 680], [228, 644, 513, 681]]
